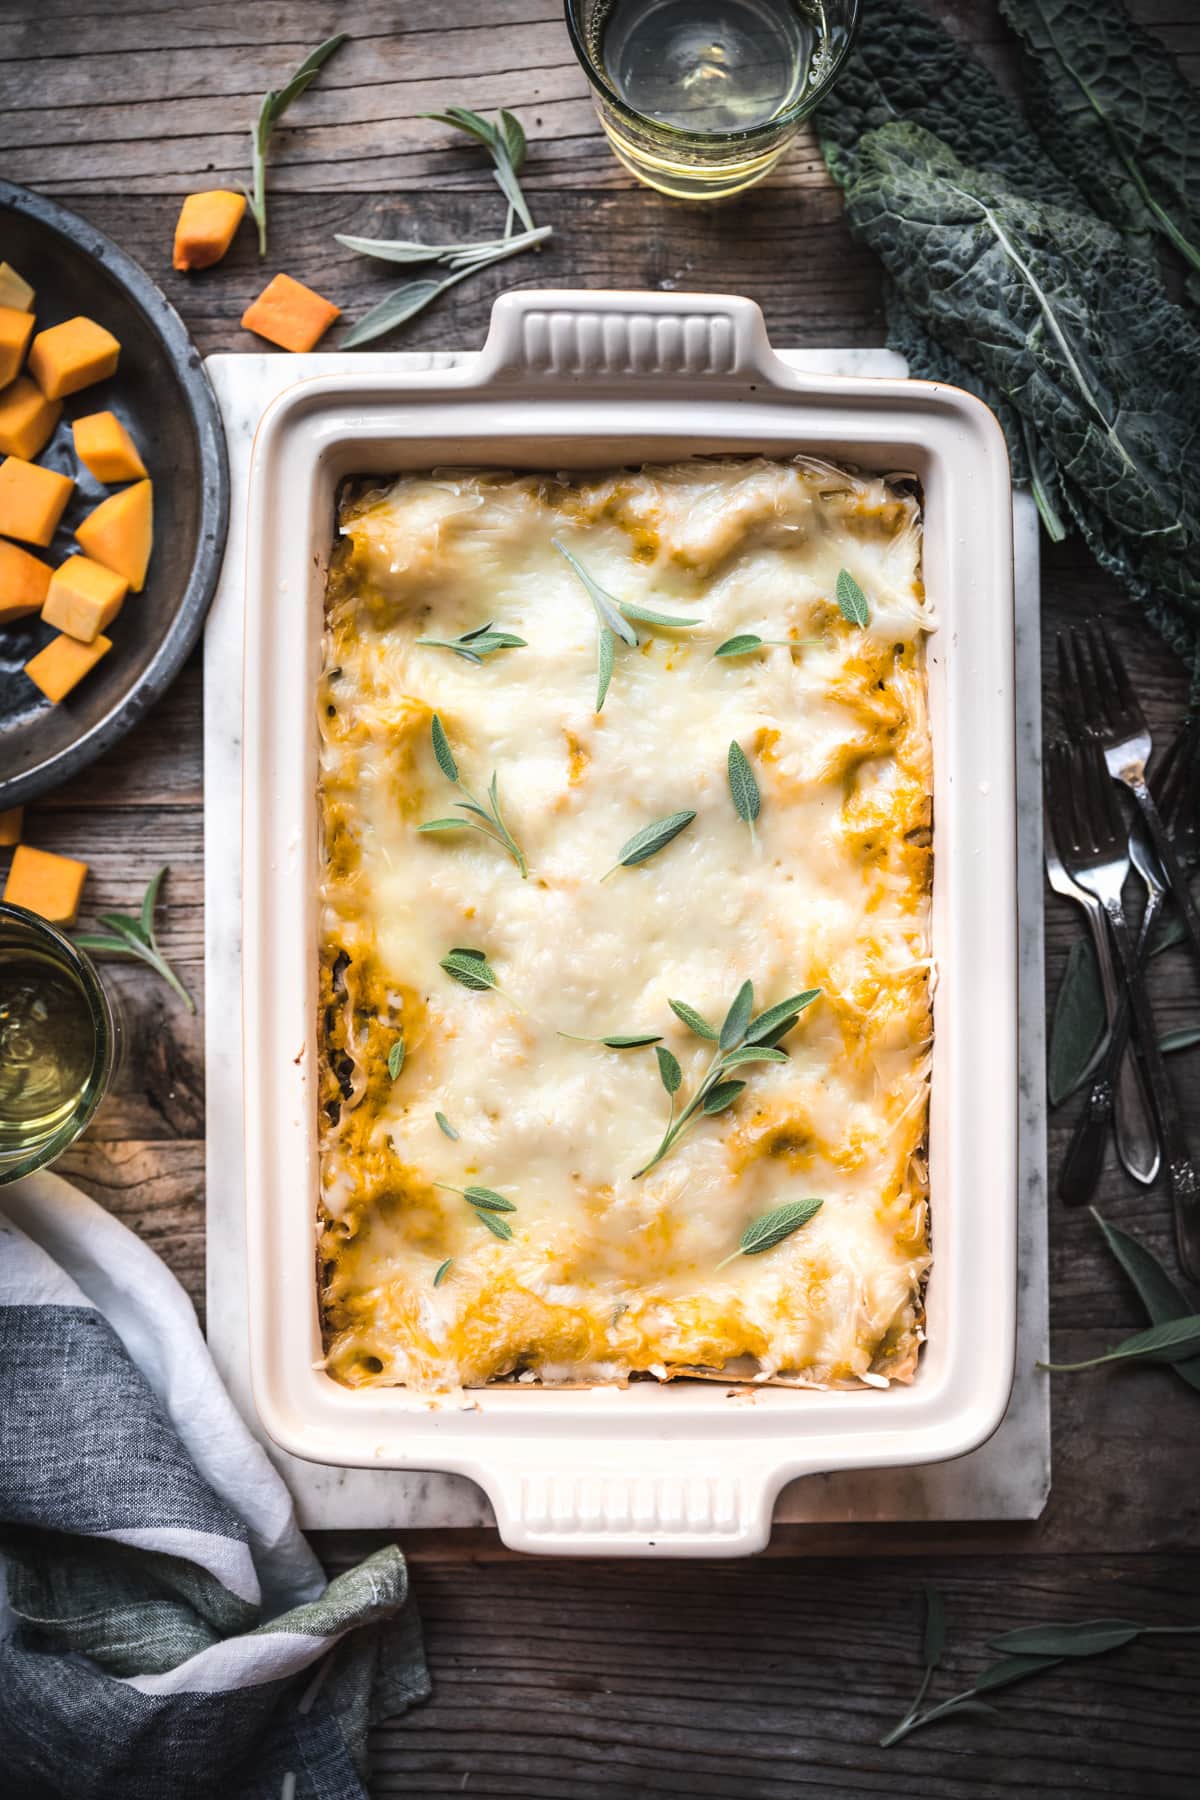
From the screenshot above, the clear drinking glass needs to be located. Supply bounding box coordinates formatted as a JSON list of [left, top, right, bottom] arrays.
[[0, 902, 120, 1185], [564, 0, 860, 199]]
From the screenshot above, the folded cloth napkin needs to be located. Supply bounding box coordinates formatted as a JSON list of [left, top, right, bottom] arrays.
[[0, 1170, 429, 1800]]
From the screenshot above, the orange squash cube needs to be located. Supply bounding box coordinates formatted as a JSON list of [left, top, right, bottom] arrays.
[[3, 842, 89, 925], [173, 189, 247, 270], [0, 806, 22, 846], [72, 410, 147, 484], [0, 264, 34, 312], [0, 538, 53, 622], [75, 478, 152, 590], [0, 305, 36, 387], [0, 455, 74, 547], [28, 316, 121, 400], [42, 555, 127, 643], [241, 273, 340, 353], [24, 630, 112, 703], [0, 376, 62, 461]]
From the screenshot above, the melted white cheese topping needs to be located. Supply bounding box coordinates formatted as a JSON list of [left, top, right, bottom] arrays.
[[317, 458, 933, 1394]]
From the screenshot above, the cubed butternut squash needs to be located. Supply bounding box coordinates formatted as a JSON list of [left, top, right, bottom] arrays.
[[3, 842, 89, 925], [72, 410, 146, 484], [173, 189, 246, 270], [24, 630, 112, 703], [0, 376, 62, 461], [28, 316, 120, 400], [75, 478, 152, 590], [0, 455, 74, 547], [0, 263, 34, 312], [0, 806, 23, 846], [0, 306, 36, 387], [0, 538, 53, 622], [42, 555, 127, 643], [241, 273, 340, 353]]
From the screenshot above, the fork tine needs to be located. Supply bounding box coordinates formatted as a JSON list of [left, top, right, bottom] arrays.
[[1087, 733, 1125, 848], [1094, 620, 1143, 726], [1047, 737, 1079, 854], [1075, 625, 1111, 735], [1056, 633, 1088, 740]]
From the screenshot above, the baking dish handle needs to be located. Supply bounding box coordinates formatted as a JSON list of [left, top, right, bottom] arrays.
[[474, 288, 789, 388], [482, 1445, 793, 1557]]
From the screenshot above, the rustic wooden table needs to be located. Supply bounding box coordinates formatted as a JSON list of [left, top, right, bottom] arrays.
[[5, 2, 1200, 1794]]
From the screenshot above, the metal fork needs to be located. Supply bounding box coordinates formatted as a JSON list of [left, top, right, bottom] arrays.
[[1047, 736, 1200, 1280], [1059, 623, 1200, 969], [1057, 720, 1197, 1203], [1045, 804, 1158, 1188]]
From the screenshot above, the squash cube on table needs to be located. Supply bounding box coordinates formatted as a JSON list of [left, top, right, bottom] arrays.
[[241, 273, 340, 352], [3, 842, 89, 925], [42, 555, 127, 643], [0, 455, 74, 547], [72, 410, 146, 484], [24, 630, 112, 703], [0, 538, 53, 622], [173, 190, 246, 270], [75, 479, 152, 590], [0, 263, 34, 312], [0, 806, 23, 846], [28, 316, 120, 400], [0, 376, 62, 461], [0, 305, 36, 387]]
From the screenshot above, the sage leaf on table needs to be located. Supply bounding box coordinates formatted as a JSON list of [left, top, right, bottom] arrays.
[[336, 224, 549, 271], [991, 1620, 1142, 1658], [835, 569, 870, 626], [1038, 1313, 1200, 1373], [999, 0, 1200, 285], [1161, 1026, 1200, 1055], [716, 1198, 823, 1269], [727, 741, 760, 837], [1047, 933, 1107, 1105], [602, 810, 696, 879], [387, 1038, 405, 1081], [341, 229, 554, 348], [1091, 1209, 1200, 1395], [247, 33, 348, 257], [419, 716, 527, 877], [75, 866, 194, 1013], [426, 105, 535, 233]]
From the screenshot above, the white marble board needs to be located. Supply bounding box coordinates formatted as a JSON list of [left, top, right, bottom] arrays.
[[203, 347, 1049, 1532]]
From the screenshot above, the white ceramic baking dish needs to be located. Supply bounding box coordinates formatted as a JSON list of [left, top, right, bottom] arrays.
[[242, 289, 1017, 1557]]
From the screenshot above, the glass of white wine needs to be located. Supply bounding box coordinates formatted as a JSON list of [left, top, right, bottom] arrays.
[[564, 0, 860, 199], [0, 903, 120, 1185]]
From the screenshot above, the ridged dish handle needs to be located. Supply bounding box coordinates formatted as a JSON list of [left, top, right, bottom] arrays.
[[483, 1446, 790, 1557], [475, 288, 785, 387]]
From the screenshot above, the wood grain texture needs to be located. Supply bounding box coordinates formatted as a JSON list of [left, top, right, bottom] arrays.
[[5, 1, 1200, 1793]]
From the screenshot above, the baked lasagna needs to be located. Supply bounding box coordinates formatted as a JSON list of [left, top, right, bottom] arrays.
[[317, 457, 933, 1395]]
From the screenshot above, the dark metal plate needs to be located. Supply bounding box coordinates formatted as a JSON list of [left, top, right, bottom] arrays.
[[0, 180, 228, 806]]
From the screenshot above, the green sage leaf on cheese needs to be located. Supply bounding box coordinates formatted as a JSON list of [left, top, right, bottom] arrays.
[[473, 1209, 514, 1241], [435, 1111, 459, 1140], [440, 947, 498, 992], [669, 999, 719, 1040], [718, 1197, 824, 1268], [430, 715, 459, 783], [727, 740, 760, 832], [702, 1078, 746, 1116], [656, 1046, 682, 1096], [463, 1186, 517, 1213], [746, 989, 821, 1045], [387, 1038, 405, 1080], [596, 626, 615, 713], [433, 1258, 453, 1286], [835, 568, 870, 626], [719, 979, 755, 1051], [606, 809, 696, 875]]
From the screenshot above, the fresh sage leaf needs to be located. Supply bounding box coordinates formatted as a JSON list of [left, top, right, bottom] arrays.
[[463, 1186, 517, 1213], [972, 1653, 1063, 1694], [714, 634, 766, 657], [473, 1208, 514, 1242], [1161, 1026, 1200, 1055], [433, 1258, 453, 1287], [719, 1045, 788, 1069], [836, 568, 870, 627], [669, 999, 719, 1040], [1047, 933, 1107, 1105], [717, 1197, 824, 1268], [74, 865, 194, 1013], [990, 1620, 1141, 1659], [342, 228, 554, 347], [248, 34, 347, 256], [1089, 1210, 1200, 1395], [559, 1031, 662, 1049], [746, 990, 820, 1044], [424, 104, 536, 232], [422, 720, 527, 876], [1038, 1313, 1200, 1372], [552, 540, 639, 647], [656, 1046, 682, 1096], [728, 740, 761, 834], [605, 810, 697, 877], [619, 600, 700, 628], [596, 626, 615, 713], [435, 1111, 459, 1140], [701, 1078, 746, 1116], [431, 715, 459, 783], [719, 979, 755, 1051], [417, 625, 526, 662], [440, 947, 499, 992], [387, 1038, 405, 1081]]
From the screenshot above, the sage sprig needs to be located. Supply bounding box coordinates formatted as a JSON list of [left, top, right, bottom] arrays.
[[419, 716, 527, 877], [416, 621, 527, 663], [634, 981, 820, 1177], [602, 810, 696, 880], [727, 740, 760, 838], [836, 568, 870, 626], [75, 866, 194, 1013], [387, 1038, 405, 1080], [552, 540, 697, 711], [716, 1198, 823, 1269], [426, 106, 534, 232], [881, 1586, 1200, 1748], [1038, 1314, 1200, 1373], [248, 34, 347, 257], [436, 1180, 518, 1242]]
